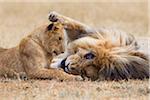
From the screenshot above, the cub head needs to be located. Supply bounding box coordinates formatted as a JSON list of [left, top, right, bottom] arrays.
[[42, 22, 65, 58]]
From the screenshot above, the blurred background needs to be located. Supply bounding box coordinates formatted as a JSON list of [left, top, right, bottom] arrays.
[[0, 0, 148, 48]]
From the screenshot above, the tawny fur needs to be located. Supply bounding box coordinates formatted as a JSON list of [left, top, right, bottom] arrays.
[[49, 12, 149, 81], [0, 22, 78, 81], [64, 35, 149, 81]]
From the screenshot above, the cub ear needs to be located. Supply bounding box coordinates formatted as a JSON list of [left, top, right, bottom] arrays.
[[47, 23, 54, 30], [47, 23, 60, 31]]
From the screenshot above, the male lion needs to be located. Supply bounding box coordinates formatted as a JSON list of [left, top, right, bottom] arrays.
[[0, 18, 78, 81], [63, 36, 149, 81], [49, 12, 149, 81]]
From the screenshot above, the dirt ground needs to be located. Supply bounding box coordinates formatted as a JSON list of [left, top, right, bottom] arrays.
[[0, 1, 149, 100]]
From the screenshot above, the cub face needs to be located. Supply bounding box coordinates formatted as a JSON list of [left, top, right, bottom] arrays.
[[43, 22, 65, 57]]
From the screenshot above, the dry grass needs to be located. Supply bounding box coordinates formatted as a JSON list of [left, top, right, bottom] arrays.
[[0, 1, 149, 100], [0, 79, 149, 100]]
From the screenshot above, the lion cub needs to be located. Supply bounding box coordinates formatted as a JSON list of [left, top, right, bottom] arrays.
[[0, 19, 77, 81]]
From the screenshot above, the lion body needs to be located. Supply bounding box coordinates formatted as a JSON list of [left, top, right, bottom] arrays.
[[49, 12, 149, 81]]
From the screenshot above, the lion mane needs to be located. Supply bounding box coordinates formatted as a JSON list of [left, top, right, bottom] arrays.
[[63, 32, 149, 81]]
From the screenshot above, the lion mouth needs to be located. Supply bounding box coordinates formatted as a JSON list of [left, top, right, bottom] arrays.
[[60, 58, 81, 75], [60, 59, 71, 74], [64, 66, 70, 73]]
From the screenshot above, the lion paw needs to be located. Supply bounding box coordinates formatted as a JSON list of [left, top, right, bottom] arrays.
[[58, 75, 83, 82], [49, 11, 59, 22], [49, 11, 65, 23]]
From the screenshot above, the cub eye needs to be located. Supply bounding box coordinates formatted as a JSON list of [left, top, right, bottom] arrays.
[[84, 52, 95, 59], [58, 37, 62, 40], [54, 27, 59, 31]]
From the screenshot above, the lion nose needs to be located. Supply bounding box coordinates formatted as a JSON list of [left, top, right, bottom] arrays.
[[60, 58, 67, 70]]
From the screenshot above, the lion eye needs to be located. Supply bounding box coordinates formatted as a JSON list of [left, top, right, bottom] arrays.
[[84, 53, 95, 59], [58, 37, 62, 40], [53, 50, 58, 55]]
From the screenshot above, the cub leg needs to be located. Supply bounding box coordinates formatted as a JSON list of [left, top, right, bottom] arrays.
[[28, 68, 79, 81]]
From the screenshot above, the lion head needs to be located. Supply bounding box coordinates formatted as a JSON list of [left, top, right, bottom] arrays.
[[62, 36, 149, 81]]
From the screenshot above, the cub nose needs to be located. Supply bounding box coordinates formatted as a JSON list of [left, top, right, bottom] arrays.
[[60, 58, 67, 70]]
